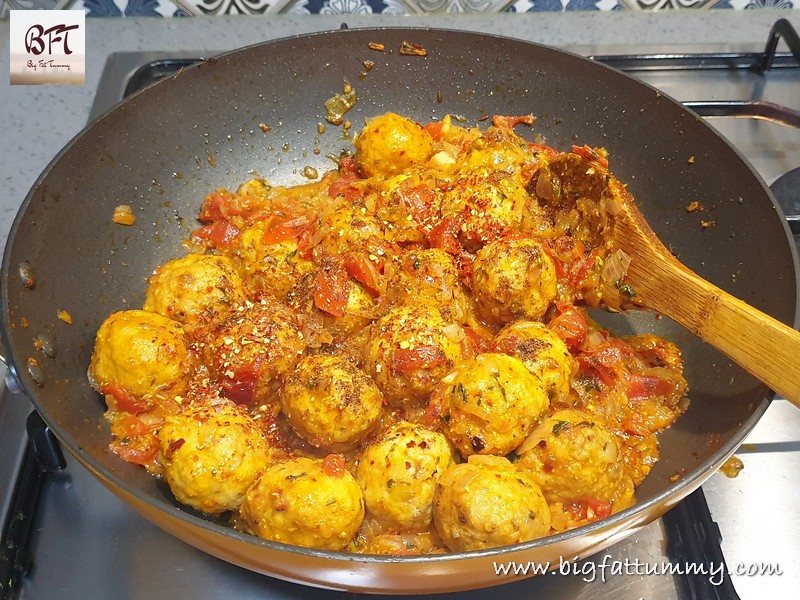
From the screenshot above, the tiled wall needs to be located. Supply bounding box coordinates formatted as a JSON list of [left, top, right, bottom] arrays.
[[1, 0, 797, 18]]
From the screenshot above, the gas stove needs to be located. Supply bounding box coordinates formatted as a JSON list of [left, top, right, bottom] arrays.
[[2, 20, 800, 600]]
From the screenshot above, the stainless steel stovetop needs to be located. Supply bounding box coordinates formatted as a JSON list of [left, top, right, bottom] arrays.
[[2, 22, 800, 600]]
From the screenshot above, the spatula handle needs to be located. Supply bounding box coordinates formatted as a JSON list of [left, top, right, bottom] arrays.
[[657, 264, 800, 409]]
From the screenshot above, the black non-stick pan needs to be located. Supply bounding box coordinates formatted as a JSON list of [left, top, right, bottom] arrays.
[[2, 28, 797, 593]]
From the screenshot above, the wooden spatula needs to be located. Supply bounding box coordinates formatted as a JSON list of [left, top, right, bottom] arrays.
[[601, 177, 800, 409]]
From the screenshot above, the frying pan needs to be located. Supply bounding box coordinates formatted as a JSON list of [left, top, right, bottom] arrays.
[[2, 28, 797, 594]]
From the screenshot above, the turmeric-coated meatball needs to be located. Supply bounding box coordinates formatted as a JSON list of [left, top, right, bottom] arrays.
[[429, 353, 549, 457], [317, 204, 389, 258], [281, 355, 383, 452], [387, 249, 469, 323], [158, 401, 272, 515], [365, 303, 464, 407], [204, 298, 306, 407], [229, 221, 315, 299], [493, 321, 577, 402], [472, 236, 558, 324], [144, 254, 245, 330], [89, 310, 190, 410], [356, 422, 456, 532], [441, 167, 533, 248], [354, 113, 435, 178], [433, 456, 551, 552], [240, 456, 365, 551], [516, 409, 629, 506]]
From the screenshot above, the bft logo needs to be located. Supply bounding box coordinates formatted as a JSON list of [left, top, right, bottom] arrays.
[[10, 10, 85, 85], [25, 23, 81, 57]]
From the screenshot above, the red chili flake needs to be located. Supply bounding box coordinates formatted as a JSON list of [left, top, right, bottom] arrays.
[[167, 438, 185, 455]]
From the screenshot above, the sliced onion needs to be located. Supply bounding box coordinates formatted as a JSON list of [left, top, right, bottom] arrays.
[[442, 323, 465, 342], [602, 249, 631, 284], [515, 427, 548, 456]]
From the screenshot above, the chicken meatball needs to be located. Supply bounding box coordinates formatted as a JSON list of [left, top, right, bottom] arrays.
[[204, 298, 306, 407], [516, 409, 629, 506], [354, 113, 435, 178], [429, 353, 549, 457], [158, 401, 272, 515], [317, 204, 390, 258], [356, 422, 456, 532], [387, 248, 468, 323], [281, 355, 383, 452], [364, 304, 464, 407], [144, 253, 245, 330], [89, 310, 190, 411], [492, 321, 577, 402], [433, 456, 551, 552], [472, 236, 558, 324], [240, 456, 364, 551], [441, 167, 532, 249], [229, 221, 314, 299]]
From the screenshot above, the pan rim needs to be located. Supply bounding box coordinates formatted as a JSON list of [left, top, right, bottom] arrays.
[[1, 25, 796, 575]]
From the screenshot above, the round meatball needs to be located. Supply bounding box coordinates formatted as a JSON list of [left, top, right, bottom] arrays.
[[318, 204, 389, 258], [240, 456, 364, 551], [89, 310, 190, 409], [354, 113, 435, 178], [204, 298, 306, 407], [433, 456, 551, 552], [229, 221, 314, 299], [472, 236, 558, 324], [364, 303, 464, 407], [492, 321, 577, 402], [429, 353, 549, 457], [516, 409, 627, 505], [281, 355, 383, 452], [356, 422, 456, 532], [441, 167, 531, 249], [387, 248, 468, 323], [144, 254, 245, 330], [158, 402, 272, 515]]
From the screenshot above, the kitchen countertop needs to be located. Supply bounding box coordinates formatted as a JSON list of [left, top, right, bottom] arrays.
[[1, 10, 799, 253]]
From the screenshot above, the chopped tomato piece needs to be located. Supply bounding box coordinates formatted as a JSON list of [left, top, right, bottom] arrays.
[[343, 252, 383, 296], [322, 454, 347, 477], [102, 384, 152, 415], [314, 260, 352, 317], [423, 120, 446, 141], [463, 326, 492, 357], [626, 373, 675, 400], [586, 498, 614, 519], [262, 214, 311, 245], [572, 144, 609, 171], [220, 360, 263, 405], [190, 219, 240, 250], [549, 305, 588, 351], [110, 435, 159, 467], [427, 215, 463, 255], [198, 189, 237, 223], [327, 174, 362, 200], [338, 155, 358, 177], [527, 143, 560, 160], [397, 183, 437, 225]]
